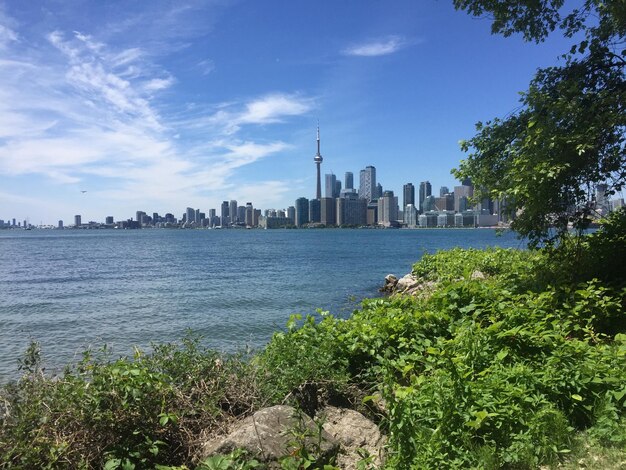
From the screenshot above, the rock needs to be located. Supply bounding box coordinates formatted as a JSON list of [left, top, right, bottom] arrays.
[[319, 406, 386, 470], [395, 273, 420, 293], [380, 274, 398, 292], [470, 270, 486, 280], [199, 405, 339, 466]]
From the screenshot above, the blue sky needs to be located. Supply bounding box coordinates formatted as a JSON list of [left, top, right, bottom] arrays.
[[0, 0, 578, 225]]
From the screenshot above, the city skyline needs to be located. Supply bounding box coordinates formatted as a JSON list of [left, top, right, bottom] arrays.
[[0, 1, 599, 224]]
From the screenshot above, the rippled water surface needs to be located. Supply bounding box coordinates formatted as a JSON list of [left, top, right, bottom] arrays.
[[0, 228, 524, 382]]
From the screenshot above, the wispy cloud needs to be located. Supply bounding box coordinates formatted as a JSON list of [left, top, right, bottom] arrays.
[[0, 16, 310, 218], [343, 36, 405, 57]]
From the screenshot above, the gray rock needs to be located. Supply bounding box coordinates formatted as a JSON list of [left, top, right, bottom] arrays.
[[395, 273, 420, 292], [381, 274, 398, 292], [199, 405, 339, 465], [320, 406, 386, 470]]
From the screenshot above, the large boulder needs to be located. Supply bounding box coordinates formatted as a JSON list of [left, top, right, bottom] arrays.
[[319, 406, 386, 470], [198, 405, 339, 466]]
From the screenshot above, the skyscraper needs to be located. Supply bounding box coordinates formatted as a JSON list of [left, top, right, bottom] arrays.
[[345, 172, 354, 190], [221, 201, 229, 226], [229, 200, 238, 224], [74, 215, 81, 227], [314, 125, 323, 200], [359, 166, 376, 202], [325, 173, 336, 198], [378, 191, 398, 227], [403, 183, 415, 211], [419, 181, 432, 213], [186, 207, 195, 224], [295, 197, 309, 227]]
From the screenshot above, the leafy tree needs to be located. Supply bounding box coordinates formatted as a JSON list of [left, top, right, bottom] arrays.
[[452, 0, 626, 245]]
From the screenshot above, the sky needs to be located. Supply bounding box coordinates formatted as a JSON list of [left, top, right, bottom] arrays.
[[0, 0, 580, 225]]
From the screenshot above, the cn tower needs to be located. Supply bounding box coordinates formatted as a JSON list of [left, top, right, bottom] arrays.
[[314, 124, 323, 200]]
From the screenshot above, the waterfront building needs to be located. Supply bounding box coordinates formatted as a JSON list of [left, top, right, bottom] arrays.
[[404, 204, 417, 228], [419, 181, 432, 214], [253, 209, 261, 227], [58, 220, 63, 229], [105, 216, 114, 225], [454, 181, 474, 212], [286, 206, 295, 224], [403, 183, 415, 215], [378, 191, 398, 227], [437, 212, 456, 227], [229, 200, 238, 224], [236, 206, 245, 225], [418, 212, 438, 228], [186, 207, 196, 225], [455, 211, 476, 227], [366, 202, 378, 225], [221, 201, 230, 226], [136, 211, 147, 225], [245, 203, 253, 227], [309, 199, 321, 223], [74, 214, 81, 227], [345, 172, 354, 190], [320, 197, 336, 226], [359, 166, 376, 202], [295, 197, 309, 227], [336, 192, 367, 226], [314, 125, 323, 200]]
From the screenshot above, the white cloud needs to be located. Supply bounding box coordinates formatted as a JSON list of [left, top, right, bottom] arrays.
[[343, 36, 405, 57], [240, 94, 313, 124], [0, 19, 305, 223]]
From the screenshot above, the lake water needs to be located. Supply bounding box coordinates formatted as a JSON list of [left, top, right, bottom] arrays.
[[0, 228, 525, 382]]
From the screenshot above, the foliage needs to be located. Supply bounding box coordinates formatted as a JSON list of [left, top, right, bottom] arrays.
[[452, 0, 626, 246], [0, 334, 261, 469]]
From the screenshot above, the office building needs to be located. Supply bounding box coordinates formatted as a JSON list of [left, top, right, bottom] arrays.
[[359, 166, 376, 202], [320, 197, 336, 226], [440, 186, 450, 197], [229, 200, 238, 224], [404, 204, 417, 228], [345, 172, 354, 190], [325, 173, 337, 198], [186, 207, 195, 225], [454, 182, 474, 212], [295, 197, 309, 227], [74, 215, 81, 226], [337, 193, 367, 226], [105, 216, 114, 225], [245, 203, 253, 227], [419, 181, 432, 213], [403, 183, 415, 213], [378, 190, 398, 227], [309, 199, 321, 223], [221, 201, 230, 226]]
